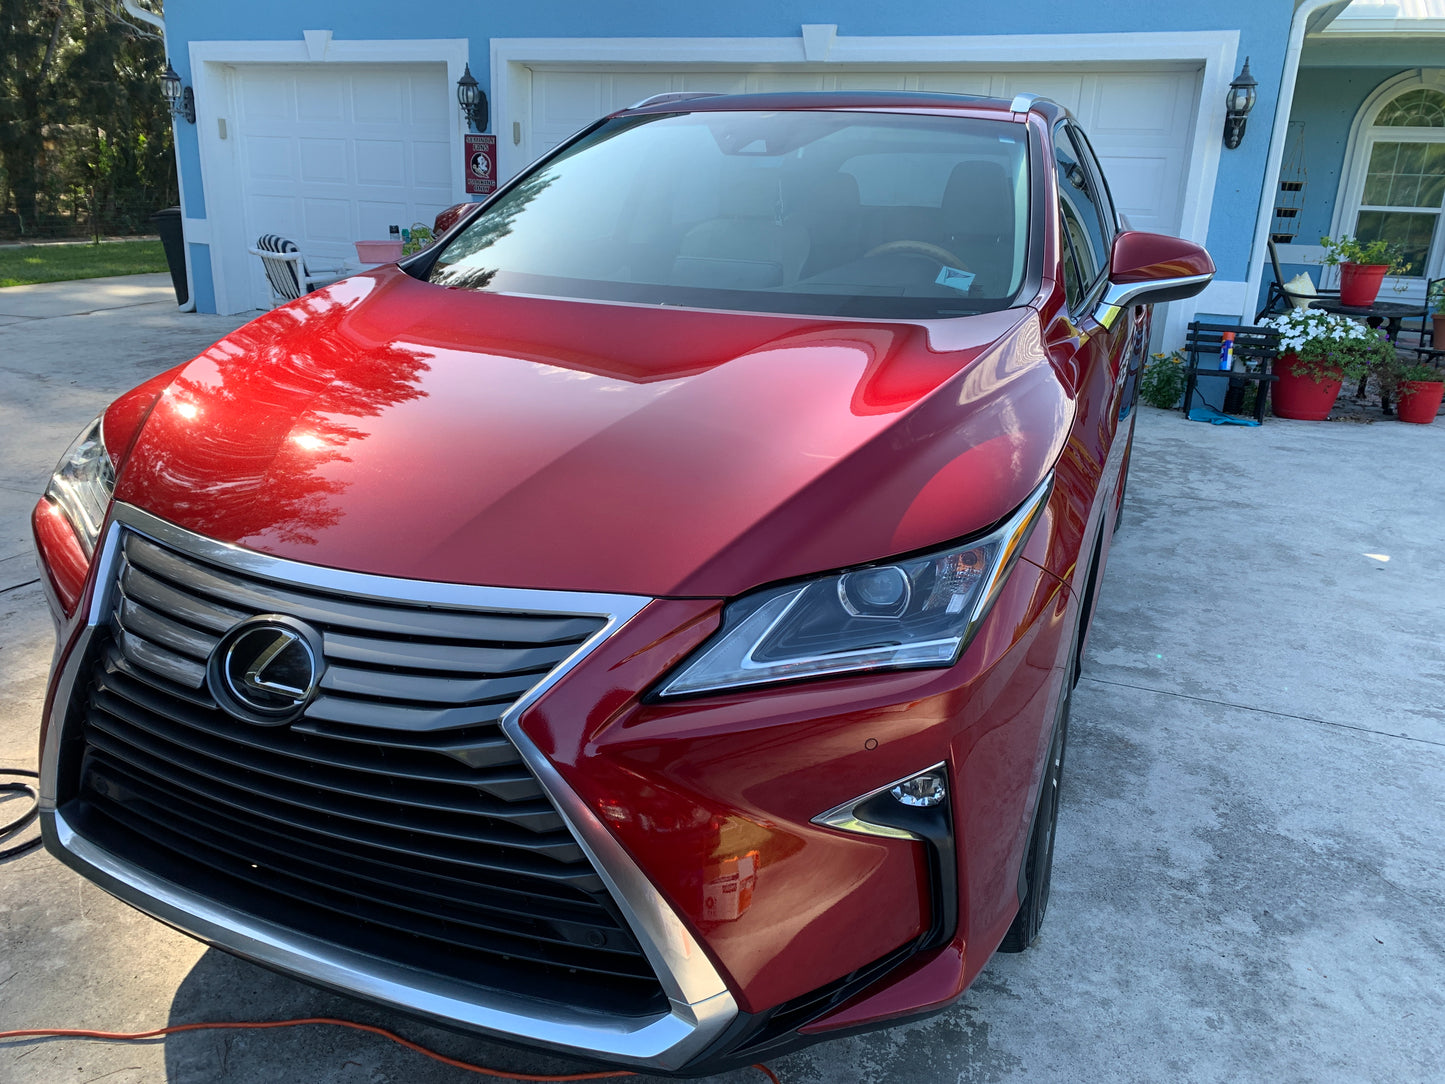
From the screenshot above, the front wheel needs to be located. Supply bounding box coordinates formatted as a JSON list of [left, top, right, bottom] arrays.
[[997, 658, 1072, 952]]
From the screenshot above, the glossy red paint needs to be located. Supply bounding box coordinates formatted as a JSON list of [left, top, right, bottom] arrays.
[[31, 499, 88, 615], [522, 524, 1070, 1014], [101, 366, 183, 468], [113, 269, 1062, 597], [1108, 229, 1216, 284]]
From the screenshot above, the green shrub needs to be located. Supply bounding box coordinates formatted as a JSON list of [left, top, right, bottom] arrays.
[[1139, 350, 1187, 409]]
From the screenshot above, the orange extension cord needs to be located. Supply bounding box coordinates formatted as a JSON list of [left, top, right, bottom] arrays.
[[0, 1016, 781, 1083]]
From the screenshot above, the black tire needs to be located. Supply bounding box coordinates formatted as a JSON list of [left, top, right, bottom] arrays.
[[997, 654, 1073, 953]]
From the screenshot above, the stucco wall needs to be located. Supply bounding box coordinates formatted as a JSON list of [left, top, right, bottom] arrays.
[[163, 0, 1296, 313]]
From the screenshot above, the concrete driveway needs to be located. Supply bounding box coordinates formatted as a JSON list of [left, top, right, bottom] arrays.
[[2, 278, 1442, 1084]]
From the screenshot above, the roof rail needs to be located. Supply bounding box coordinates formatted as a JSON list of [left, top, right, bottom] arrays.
[[1009, 93, 1039, 115], [627, 91, 725, 110]]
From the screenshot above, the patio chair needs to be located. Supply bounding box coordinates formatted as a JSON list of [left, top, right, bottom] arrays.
[[248, 234, 350, 306], [1408, 276, 1445, 361], [1182, 321, 1281, 424], [1255, 238, 1339, 322]]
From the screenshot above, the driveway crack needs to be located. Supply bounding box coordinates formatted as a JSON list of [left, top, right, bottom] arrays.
[[1081, 675, 1445, 750]]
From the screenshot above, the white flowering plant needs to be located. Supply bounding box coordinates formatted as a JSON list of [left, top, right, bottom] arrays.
[[1259, 309, 1395, 384]]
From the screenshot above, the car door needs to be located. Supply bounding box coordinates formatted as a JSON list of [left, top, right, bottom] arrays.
[[1048, 122, 1131, 616]]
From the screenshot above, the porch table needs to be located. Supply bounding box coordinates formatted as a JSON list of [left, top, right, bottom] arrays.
[[1308, 297, 1428, 415]]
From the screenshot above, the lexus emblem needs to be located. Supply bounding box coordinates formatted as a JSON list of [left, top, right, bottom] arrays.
[[208, 615, 325, 725]]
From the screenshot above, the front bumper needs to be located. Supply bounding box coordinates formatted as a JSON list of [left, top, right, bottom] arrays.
[[36, 501, 1072, 1073]]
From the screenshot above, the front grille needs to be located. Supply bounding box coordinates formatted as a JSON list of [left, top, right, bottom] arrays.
[[60, 528, 667, 1016]]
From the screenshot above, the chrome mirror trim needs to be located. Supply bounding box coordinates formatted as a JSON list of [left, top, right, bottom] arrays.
[[1092, 271, 1214, 330]]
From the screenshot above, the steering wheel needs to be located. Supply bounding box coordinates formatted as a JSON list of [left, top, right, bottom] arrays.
[[863, 240, 972, 272]]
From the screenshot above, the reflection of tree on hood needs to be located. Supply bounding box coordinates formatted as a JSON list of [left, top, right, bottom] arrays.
[[125, 287, 431, 546], [430, 170, 557, 291]]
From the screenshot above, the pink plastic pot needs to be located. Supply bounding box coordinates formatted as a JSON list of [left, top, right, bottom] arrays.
[[354, 240, 404, 263]]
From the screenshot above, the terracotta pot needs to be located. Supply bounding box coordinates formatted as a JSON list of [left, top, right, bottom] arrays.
[[1396, 379, 1445, 424], [1338, 262, 1389, 307], [1431, 313, 1445, 349], [1272, 353, 1343, 420]]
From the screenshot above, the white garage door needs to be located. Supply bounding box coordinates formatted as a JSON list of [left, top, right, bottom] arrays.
[[524, 67, 1199, 235], [232, 63, 455, 309]]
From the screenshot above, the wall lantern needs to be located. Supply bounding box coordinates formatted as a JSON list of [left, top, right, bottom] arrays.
[[457, 63, 488, 133], [162, 59, 195, 124], [1223, 56, 1257, 149]]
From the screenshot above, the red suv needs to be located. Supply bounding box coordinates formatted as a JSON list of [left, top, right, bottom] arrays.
[[33, 92, 1211, 1073]]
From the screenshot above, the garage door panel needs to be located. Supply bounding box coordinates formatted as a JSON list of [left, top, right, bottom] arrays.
[[295, 75, 345, 124], [298, 138, 348, 184], [677, 72, 750, 95], [611, 73, 674, 108], [244, 136, 295, 181], [996, 74, 1087, 115], [413, 142, 453, 189], [914, 73, 992, 96], [752, 73, 828, 93], [302, 197, 353, 243], [833, 73, 911, 91], [1091, 76, 1193, 141], [249, 194, 300, 238], [238, 76, 292, 123], [355, 140, 406, 186], [353, 74, 409, 125]]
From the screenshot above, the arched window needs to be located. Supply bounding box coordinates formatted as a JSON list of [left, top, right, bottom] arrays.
[[1338, 78, 1445, 285]]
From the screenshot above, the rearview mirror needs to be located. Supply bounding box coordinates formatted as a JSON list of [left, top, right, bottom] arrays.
[[1093, 231, 1215, 329]]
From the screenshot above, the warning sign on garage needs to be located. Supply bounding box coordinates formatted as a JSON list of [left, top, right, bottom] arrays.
[[464, 134, 497, 195]]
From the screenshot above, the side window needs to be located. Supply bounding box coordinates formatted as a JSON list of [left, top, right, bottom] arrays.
[[1069, 124, 1119, 235], [1058, 212, 1087, 311], [1053, 127, 1112, 297]]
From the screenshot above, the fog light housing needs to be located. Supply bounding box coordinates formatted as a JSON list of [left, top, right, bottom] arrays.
[[813, 763, 958, 950], [891, 770, 947, 807]]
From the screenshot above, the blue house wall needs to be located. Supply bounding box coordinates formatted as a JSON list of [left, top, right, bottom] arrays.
[[164, 0, 1296, 314]]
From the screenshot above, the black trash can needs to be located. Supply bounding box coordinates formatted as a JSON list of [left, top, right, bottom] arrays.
[[150, 206, 188, 306]]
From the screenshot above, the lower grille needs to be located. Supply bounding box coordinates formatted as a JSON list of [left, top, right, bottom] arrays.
[[59, 527, 667, 1017]]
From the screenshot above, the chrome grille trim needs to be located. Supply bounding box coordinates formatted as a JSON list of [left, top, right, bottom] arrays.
[[39, 502, 738, 1069]]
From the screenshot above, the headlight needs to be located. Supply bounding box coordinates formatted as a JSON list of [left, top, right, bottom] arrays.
[[45, 416, 115, 557], [657, 476, 1053, 697]]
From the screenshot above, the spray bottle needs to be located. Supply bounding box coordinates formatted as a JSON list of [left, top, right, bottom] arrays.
[[1219, 331, 1236, 371]]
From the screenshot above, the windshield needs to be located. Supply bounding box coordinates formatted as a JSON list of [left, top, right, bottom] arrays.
[[428, 110, 1031, 319]]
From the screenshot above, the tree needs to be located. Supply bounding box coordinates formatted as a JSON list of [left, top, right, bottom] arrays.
[[0, 0, 172, 237]]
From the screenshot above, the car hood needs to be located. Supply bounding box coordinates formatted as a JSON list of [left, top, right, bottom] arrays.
[[114, 269, 1070, 597]]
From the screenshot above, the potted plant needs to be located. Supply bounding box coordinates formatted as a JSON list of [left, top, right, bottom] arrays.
[[1429, 279, 1445, 350], [1261, 308, 1394, 420], [1318, 234, 1413, 307], [1393, 362, 1445, 424]]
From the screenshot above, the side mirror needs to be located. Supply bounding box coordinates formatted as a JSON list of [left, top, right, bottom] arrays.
[[433, 201, 480, 236], [1093, 231, 1215, 329]]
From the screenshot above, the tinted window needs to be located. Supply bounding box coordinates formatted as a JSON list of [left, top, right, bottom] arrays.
[[1069, 124, 1118, 234], [428, 111, 1031, 320], [1053, 127, 1111, 294]]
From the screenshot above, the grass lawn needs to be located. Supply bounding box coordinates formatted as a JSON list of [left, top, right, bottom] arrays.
[[0, 239, 168, 288]]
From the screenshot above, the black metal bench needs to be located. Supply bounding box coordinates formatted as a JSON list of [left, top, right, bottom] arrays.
[[1182, 322, 1281, 424]]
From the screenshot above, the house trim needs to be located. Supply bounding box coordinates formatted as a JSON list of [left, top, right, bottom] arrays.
[[491, 29, 1238, 344], [189, 35, 471, 314]]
